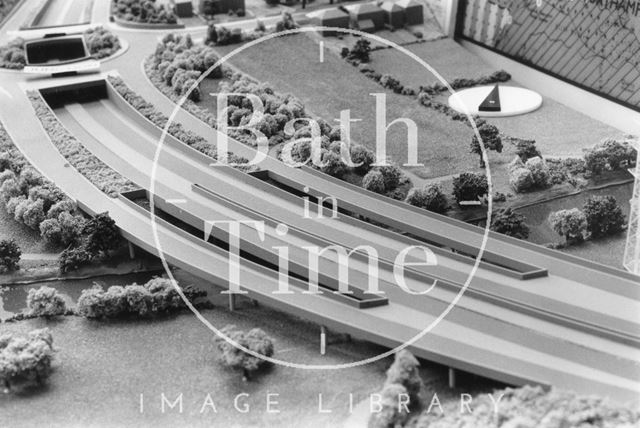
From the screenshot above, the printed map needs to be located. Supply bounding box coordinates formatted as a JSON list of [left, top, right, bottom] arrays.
[[459, 0, 640, 109]]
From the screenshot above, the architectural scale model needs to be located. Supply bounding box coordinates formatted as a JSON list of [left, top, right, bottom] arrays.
[[0, 0, 638, 427]]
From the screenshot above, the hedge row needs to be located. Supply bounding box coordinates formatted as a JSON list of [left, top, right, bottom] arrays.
[[27, 91, 138, 197], [76, 277, 207, 318], [112, 0, 177, 24], [148, 33, 221, 102], [0, 27, 121, 70], [107, 75, 250, 169], [0, 123, 84, 247]]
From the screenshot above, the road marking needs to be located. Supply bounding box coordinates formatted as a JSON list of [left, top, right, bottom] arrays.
[[460, 200, 482, 206], [0, 87, 13, 100], [320, 330, 326, 355], [319, 41, 324, 63]]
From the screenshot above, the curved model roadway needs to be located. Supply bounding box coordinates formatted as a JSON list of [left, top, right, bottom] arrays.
[[0, 0, 638, 404]]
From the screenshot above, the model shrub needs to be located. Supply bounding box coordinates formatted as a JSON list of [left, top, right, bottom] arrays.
[[514, 138, 541, 162], [0, 239, 20, 273], [214, 325, 274, 380], [362, 169, 386, 194], [377, 165, 402, 191], [112, 0, 178, 24], [491, 208, 529, 239], [84, 26, 121, 59], [58, 246, 93, 273], [379, 74, 404, 93], [367, 383, 411, 428], [384, 350, 424, 407], [584, 139, 637, 175], [525, 156, 550, 188], [26, 286, 67, 317], [0, 328, 54, 392], [549, 208, 587, 244], [583, 195, 626, 238], [405, 185, 448, 214], [76, 277, 206, 319], [470, 123, 502, 168], [0, 38, 25, 69], [350, 144, 375, 174], [320, 150, 347, 177], [414, 385, 640, 428], [346, 39, 371, 63], [275, 11, 297, 32], [40, 212, 85, 247], [452, 172, 488, 204]]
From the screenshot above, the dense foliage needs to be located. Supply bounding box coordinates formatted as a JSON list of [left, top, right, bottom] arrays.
[[149, 33, 221, 101], [369, 351, 424, 428], [0, 238, 20, 273], [583, 138, 637, 176], [28, 91, 137, 197], [84, 26, 122, 59], [490, 208, 530, 240], [583, 195, 626, 238], [342, 39, 371, 63], [415, 385, 640, 428], [112, 0, 178, 24], [0, 329, 55, 392], [508, 156, 551, 193], [0, 37, 24, 69], [452, 172, 488, 204], [108, 75, 250, 168], [405, 185, 448, 214], [214, 325, 274, 380], [549, 208, 587, 245], [76, 277, 207, 318], [58, 212, 121, 273], [26, 286, 67, 317]]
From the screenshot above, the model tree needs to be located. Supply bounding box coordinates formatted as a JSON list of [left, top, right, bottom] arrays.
[[27, 286, 67, 318], [214, 325, 274, 381], [81, 212, 121, 259], [549, 208, 587, 245], [0, 328, 54, 392], [384, 350, 424, 406], [452, 173, 488, 205], [0, 238, 20, 273], [405, 185, 449, 214], [470, 123, 502, 168], [490, 208, 530, 239], [583, 195, 626, 238]]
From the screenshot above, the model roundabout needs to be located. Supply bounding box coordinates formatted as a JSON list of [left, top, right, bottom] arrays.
[[0, 0, 638, 427]]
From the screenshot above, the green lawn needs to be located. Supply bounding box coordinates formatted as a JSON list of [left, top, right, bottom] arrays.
[[0, 270, 478, 427], [213, 34, 476, 180], [370, 39, 622, 158]]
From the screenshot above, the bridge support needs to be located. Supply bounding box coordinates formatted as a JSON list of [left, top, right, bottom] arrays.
[[128, 241, 135, 259], [228, 293, 236, 311], [320, 325, 327, 355], [448, 368, 457, 389]]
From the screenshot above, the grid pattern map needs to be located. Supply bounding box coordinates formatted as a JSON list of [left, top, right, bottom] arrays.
[[459, 0, 640, 109]]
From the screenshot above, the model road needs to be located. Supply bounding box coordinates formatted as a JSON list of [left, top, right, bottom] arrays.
[[30, 0, 89, 28], [0, 0, 638, 403], [31, 76, 640, 401]]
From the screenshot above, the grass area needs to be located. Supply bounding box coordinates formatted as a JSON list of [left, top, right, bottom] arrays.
[[370, 38, 623, 158], [213, 34, 476, 179], [0, 203, 49, 254], [0, 269, 477, 427], [515, 182, 632, 269]]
